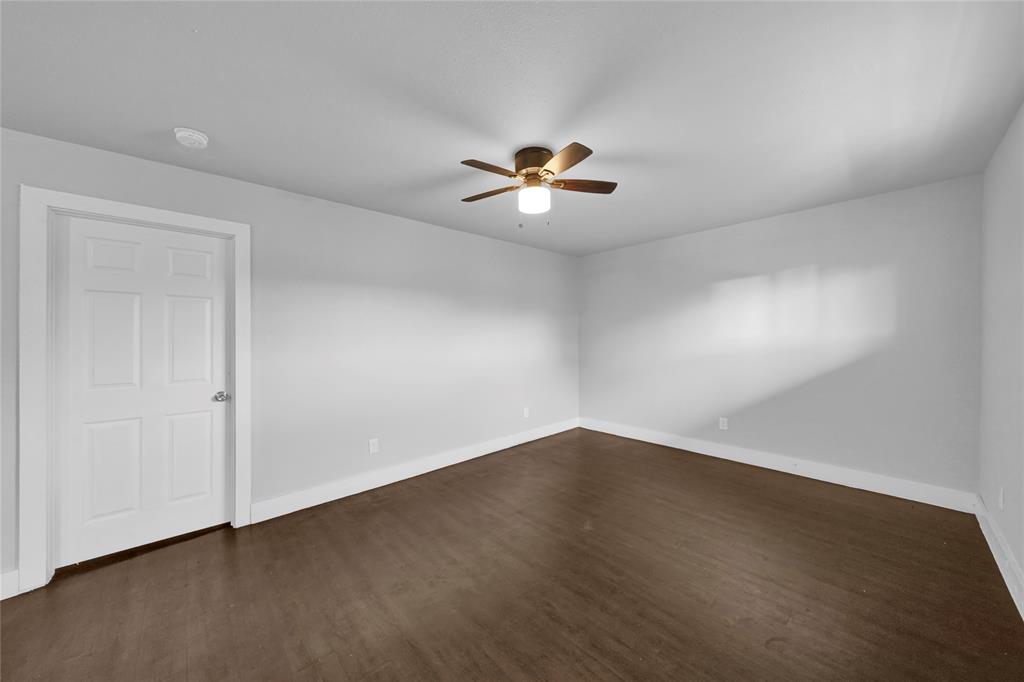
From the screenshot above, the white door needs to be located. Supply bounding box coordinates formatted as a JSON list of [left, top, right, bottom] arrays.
[[59, 216, 230, 565]]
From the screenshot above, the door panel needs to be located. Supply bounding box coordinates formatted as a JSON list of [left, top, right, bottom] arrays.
[[85, 418, 141, 520], [168, 247, 211, 278], [86, 237, 139, 272], [168, 411, 213, 501], [167, 295, 212, 383], [86, 291, 140, 388], [61, 216, 229, 566]]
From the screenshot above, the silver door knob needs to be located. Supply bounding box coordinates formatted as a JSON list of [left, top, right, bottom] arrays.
[[213, 391, 232, 402]]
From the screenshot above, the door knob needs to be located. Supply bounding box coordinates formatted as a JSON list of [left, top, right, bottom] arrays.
[[213, 391, 232, 402]]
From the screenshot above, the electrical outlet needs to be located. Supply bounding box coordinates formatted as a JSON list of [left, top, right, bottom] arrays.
[[368, 437, 380, 455], [999, 486, 1005, 511], [523, 406, 530, 419], [719, 417, 729, 431]]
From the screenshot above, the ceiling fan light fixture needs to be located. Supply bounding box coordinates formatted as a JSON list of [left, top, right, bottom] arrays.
[[518, 185, 550, 214], [461, 142, 614, 210]]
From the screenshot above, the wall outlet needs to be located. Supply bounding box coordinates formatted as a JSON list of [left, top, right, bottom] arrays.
[[368, 437, 380, 455], [718, 417, 729, 431], [523, 406, 530, 419], [999, 486, 1005, 511]]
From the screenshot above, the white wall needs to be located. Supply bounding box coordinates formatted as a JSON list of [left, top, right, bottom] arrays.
[[0, 129, 580, 572], [0, 126, 1008, 587], [980, 100, 1024, 572], [580, 176, 982, 492]]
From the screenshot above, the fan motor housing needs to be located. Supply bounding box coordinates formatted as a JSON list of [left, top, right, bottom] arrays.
[[515, 146, 554, 176]]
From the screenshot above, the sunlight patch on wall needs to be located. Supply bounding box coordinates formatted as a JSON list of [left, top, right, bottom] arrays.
[[588, 265, 896, 431]]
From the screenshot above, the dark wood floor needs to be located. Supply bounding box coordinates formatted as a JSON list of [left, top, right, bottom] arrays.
[[3, 428, 1022, 680]]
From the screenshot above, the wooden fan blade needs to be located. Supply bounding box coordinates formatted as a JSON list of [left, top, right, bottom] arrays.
[[461, 159, 518, 178], [462, 185, 518, 202], [543, 142, 593, 176], [551, 179, 617, 194]]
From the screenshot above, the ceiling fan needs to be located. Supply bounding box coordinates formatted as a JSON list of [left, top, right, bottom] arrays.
[[461, 142, 617, 214]]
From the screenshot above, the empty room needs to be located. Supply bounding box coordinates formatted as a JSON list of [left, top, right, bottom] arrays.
[[1, 1, 1023, 679]]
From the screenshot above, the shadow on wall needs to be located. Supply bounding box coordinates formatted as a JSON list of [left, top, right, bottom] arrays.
[[587, 264, 897, 432]]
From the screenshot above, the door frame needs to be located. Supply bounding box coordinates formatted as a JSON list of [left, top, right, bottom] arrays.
[[17, 185, 253, 594]]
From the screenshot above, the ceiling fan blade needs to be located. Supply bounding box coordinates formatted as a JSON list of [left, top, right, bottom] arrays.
[[461, 159, 518, 178], [551, 179, 617, 194], [543, 142, 593, 176], [462, 185, 519, 202]]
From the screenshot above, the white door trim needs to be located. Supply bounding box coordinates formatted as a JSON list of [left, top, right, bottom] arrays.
[[17, 185, 252, 595]]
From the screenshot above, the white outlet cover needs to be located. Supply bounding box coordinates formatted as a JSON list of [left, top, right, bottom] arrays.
[[523, 407, 530, 418], [368, 437, 380, 454], [719, 417, 729, 430]]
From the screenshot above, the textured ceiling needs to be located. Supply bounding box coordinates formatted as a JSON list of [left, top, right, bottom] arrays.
[[3, 1, 1022, 255]]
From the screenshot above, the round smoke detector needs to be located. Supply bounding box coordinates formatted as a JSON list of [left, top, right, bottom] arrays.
[[174, 127, 209, 149]]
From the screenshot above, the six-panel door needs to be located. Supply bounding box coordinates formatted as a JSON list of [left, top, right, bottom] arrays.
[[60, 216, 230, 565]]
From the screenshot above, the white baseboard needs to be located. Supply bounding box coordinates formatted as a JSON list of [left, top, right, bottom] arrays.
[[2, 570, 19, 600], [579, 418, 979, 513], [251, 418, 580, 523], [11, 416, 1019, 623], [976, 501, 1024, 622]]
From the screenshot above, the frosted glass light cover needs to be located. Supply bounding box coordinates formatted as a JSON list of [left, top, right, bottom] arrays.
[[518, 186, 551, 214]]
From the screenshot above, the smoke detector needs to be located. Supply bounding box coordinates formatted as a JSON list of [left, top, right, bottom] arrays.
[[174, 127, 209, 149]]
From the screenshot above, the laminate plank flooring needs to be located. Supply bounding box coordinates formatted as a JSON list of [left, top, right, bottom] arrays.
[[3, 428, 1022, 680]]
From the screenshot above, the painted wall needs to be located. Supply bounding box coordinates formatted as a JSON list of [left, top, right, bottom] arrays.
[[0, 126, 1006, 583], [980, 100, 1024, 571], [0, 129, 580, 572], [580, 176, 982, 492]]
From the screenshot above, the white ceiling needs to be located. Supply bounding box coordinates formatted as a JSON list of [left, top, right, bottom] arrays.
[[3, 2, 1022, 255]]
